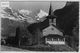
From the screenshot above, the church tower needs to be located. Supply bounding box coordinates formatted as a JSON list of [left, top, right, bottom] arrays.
[[48, 2, 56, 26]]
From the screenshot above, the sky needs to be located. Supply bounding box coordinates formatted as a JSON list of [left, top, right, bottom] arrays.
[[10, 1, 67, 13]]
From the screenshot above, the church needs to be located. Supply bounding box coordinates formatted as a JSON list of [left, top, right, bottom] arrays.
[[41, 3, 65, 45]]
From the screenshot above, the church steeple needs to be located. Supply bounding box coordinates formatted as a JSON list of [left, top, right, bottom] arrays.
[[48, 2, 56, 26], [49, 2, 53, 15]]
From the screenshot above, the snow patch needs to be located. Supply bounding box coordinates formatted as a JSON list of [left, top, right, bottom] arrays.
[[37, 9, 48, 18]]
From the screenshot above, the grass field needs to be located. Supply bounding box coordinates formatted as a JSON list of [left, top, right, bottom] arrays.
[[19, 44, 75, 51]]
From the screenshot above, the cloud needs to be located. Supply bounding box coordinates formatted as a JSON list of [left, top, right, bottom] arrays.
[[19, 9, 32, 15]]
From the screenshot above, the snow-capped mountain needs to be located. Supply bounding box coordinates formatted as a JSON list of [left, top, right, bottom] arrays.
[[36, 9, 48, 20], [1, 8, 16, 20], [1, 8, 48, 24]]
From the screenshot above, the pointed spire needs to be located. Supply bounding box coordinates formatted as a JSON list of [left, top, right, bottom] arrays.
[[49, 2, 53, 15], [48, 2, 57, 26]]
